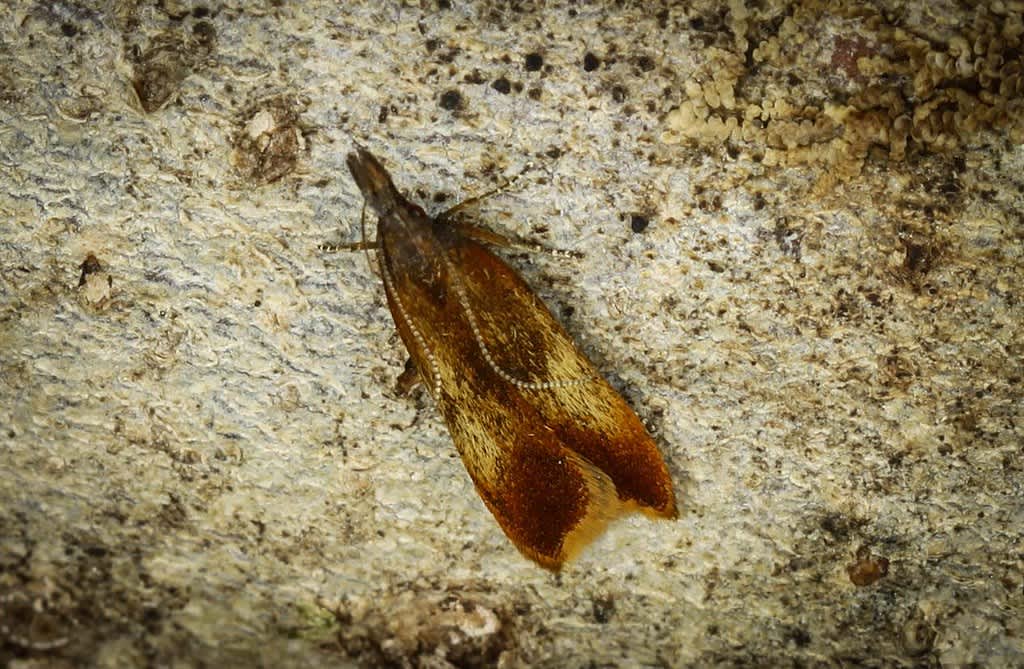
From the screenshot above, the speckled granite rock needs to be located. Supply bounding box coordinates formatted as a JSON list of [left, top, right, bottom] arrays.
[[1, 1, 1021, 666]]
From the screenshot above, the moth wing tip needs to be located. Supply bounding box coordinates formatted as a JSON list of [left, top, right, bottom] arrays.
[[632, 490, 679, 520]]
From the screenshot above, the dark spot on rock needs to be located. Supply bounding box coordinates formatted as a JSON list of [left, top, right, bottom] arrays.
[[524, 52, 544, 71], [592, 595, 615, 623], [492, 77, 511, 94], [439, 89, 463, 111], [233, 97, 305, 184], [463, 69, 486, 84], [192, 21, 216, 50], [903, 241, 929, 273], [133, 48, 190, 112], [583, 52, 600, 72], [78, 253, 103, 287], [785, 626, 811, 647], [772, 218, 803, 260], [847, 549, 890, 587], [630, 214, 650, 233]]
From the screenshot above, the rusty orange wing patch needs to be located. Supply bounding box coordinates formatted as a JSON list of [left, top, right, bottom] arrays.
[[346, 148, 677, 570]]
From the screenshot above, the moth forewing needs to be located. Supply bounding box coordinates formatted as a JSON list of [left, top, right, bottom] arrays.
[[345, 147, 677, 570]]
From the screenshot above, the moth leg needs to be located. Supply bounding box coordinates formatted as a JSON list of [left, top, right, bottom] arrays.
[[322, 201, 379, 252], [395, 358, 421, 396], [321, 201, 381, 284], [318, 239, 378, 252]]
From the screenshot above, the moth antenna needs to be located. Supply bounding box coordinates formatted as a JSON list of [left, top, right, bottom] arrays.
[[436, 162, 582, 259], [446, 219, 584, 260], [437, 161, 533, 223], [358, 200, 375, 275], [320, 202, 380, 278], [380, 259, 444, 400]]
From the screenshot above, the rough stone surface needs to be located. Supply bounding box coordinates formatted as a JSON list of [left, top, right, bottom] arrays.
[[2, 1, 1022, 666]]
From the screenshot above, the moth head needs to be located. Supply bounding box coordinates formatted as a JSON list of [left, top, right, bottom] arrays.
[[347, 148, 403, 219]]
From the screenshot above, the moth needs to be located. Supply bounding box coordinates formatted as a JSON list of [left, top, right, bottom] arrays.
[[346, 148, 677, 570]]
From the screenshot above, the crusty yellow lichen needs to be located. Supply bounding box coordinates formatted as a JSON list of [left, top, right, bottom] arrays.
[[662, 1, 1024, 176]]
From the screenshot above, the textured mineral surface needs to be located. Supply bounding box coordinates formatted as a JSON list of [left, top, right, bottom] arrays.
[[2, 1, 1022, 666]]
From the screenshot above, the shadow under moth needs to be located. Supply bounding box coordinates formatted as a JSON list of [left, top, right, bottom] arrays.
[[345, 148, 677, 570]]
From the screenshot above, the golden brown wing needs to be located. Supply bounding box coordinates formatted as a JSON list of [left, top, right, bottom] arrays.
[[381, 227, 676, 569]]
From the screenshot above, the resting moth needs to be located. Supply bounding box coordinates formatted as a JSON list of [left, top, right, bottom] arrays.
[[346, 148, 677, 570]]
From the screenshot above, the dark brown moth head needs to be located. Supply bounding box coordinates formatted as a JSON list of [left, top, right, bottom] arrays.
[[347, 148, 421, 221], [347, 147, 439, 277]]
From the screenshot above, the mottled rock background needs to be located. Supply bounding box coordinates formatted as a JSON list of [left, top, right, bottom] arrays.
[[2, 1, 1022, 666]]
